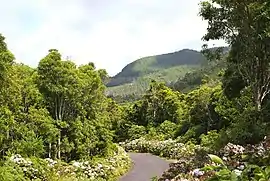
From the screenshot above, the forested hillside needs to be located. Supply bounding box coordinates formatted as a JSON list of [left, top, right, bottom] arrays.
[[106, 47, 228, 103], [106, 49, 206, 103], [172, 53, 227, 92], [106, 65, 199, 103], [107, 49, 206, 87]]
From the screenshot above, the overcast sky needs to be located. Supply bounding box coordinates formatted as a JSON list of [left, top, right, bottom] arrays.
[[0, 0, 226, 76]]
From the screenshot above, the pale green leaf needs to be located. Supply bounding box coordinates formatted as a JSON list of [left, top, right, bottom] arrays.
[[208, 154, 224, 165]]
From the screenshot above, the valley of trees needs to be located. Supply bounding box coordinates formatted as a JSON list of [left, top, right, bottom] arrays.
[[1, 0, 270, 180]]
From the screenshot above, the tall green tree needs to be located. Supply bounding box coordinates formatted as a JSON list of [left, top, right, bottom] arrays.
[[37, 49, 78, 159], [0, 35, 18, 157], [127, 81, 185, 127], [37, 50, 113, 160], [200, 0, 270, 111], [0, 34, 14, 85]]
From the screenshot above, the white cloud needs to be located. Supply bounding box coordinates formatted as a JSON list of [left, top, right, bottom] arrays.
[[0, 0, 226, 75]]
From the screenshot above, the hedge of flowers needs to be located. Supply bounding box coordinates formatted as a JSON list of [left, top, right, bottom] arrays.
[[2, 144, 131, 181], [158, 137, 270, 181], [119, 137, 202, 160], [70, 145, 132, 180]]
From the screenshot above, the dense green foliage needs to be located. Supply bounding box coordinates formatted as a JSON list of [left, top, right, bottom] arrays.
[[110, 0, 270, 180], [172, 56, 226, 92], [0, 47, 112, 161], [0, 34, 130, 180], [114, 0, 270, 180]]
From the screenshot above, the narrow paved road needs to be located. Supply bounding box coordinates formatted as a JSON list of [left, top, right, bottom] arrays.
[[119, 153, 170, 181]]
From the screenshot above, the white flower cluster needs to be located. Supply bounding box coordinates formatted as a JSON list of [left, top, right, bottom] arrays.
[[10, 154, 33, 166], [9, 154, 40, 179], [165, 178, 192, 181], [246, 143, 267, 157], [256, 144, 266, 156], [223, 143, 245, 155], [191, 168, 204, 177], [71, 145, 131, 180], [8, 145, 131, 181], [44, 158, 57, 167], [233, 169, 242, 176], [120, 138, 199, 159]]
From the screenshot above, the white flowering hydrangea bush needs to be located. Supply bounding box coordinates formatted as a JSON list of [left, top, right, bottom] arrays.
[[157, 137, 270, 181], [1, 144, 131, 181], [119, 137, 201, 159], [71, 145, 131, 180], [4, 154, 53, 180]]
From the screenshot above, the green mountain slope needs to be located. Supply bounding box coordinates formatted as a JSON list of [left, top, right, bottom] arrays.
[[171, 59, 226, 92], [107, 49, 206, 87], [106, 47, 229, 103], [171, 46, 230, 92], [106, 65, 199, 99], [106, 49, 209, 102]]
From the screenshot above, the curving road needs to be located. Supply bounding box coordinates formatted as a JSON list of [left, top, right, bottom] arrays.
[[119, 153, 171, 181]]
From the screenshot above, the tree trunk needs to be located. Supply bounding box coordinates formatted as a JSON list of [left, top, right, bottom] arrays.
[[255, 99, 262, 111], [48, 142, 51, 158], [53, 144, 57, 159], [255, 86, 262, 112], [58, 132, 61, 159]]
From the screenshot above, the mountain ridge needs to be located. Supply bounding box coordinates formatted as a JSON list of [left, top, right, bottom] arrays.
[[107, 48, 207, 87], [106, 46, 229, 103]]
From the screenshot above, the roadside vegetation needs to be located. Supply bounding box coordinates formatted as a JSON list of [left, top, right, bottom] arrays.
[[1, 0, 270, 180]]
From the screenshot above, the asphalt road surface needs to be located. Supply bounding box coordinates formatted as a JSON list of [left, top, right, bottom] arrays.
[[119, 153, 170, 181]]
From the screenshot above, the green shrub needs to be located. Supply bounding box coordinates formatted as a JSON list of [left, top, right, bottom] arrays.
[[200, 130, 224, 152], [227, 109, 266, 145], [156, 120, 177, 139], [0, 165, 26, 181], [144, 127, 166, 141], [144, 127, 158, 140], [178, 125, 199, 143], [127, 125, 146, 140]]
